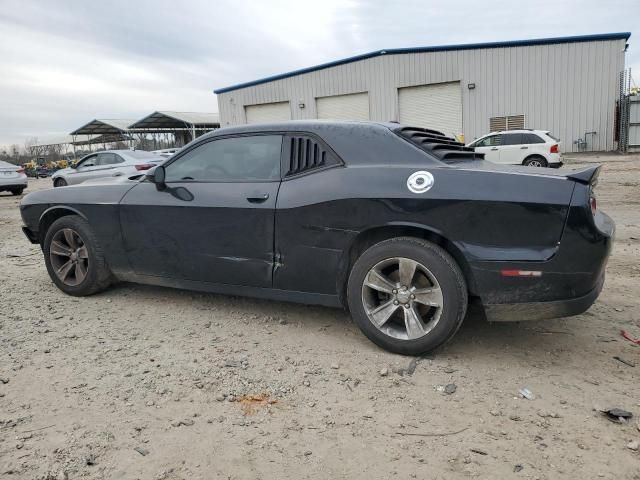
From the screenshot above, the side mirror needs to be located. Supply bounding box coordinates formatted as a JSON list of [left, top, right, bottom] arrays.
[[149, 165, 166, 190]]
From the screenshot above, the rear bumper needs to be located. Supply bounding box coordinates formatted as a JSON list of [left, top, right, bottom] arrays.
[[0, 181, 27, 191], [483, 274, 604, 321]]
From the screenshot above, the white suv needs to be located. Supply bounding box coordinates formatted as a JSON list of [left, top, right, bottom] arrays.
[[467, 130, 562, 168]]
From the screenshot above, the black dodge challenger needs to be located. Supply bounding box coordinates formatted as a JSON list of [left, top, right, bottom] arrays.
[[20, 121, 614, 355]]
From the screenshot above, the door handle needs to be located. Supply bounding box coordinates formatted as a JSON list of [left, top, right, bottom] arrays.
[[247, 193, 269, 204], [490, 147, 499, 151], [520, 146, 528, 149]]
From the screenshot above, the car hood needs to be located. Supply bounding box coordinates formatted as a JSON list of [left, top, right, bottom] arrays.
[[21, 179, 139, 208]]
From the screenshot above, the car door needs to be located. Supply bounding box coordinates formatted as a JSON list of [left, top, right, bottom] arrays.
[[119, 134, 283, 287], [497, 133, 524, 164], [471, 134, 501, 163]]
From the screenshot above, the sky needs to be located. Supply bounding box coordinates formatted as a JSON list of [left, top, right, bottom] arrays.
[[0, 0, 637, 147]]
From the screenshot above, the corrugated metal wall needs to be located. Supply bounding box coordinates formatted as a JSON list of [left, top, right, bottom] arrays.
[[217, 39, 627, 152], [629, 96, 640, 149]]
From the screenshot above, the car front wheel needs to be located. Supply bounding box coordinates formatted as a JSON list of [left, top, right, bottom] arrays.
[[54, 178, 67, 187], [347, 237, 467, 355], [43, 215, 113, 296]]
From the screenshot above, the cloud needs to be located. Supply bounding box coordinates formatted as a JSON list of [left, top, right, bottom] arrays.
[[0, 0, 636, 145]]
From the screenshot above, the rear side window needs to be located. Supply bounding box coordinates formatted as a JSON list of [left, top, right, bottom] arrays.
[[522, 133, 545, 144], [165, 135, 283, 182], [500, 133, 523, 145]]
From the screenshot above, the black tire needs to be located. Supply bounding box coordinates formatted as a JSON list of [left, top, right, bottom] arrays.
[[11, 188, 24, 196], [523, 155, 548, 167], [54, 178, 67, 187], [347, 237, 467, 355], [43, 215, 113, 296]]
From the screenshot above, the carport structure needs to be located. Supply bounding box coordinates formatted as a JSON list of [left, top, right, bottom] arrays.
[[128, 111, 220, 148], [69, 119, 137, 151], [28, 135, 76, 162]]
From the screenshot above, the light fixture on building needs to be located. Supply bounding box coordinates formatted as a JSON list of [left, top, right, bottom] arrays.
[[467, 83, 476, 90], [298, 101, 305, 109]]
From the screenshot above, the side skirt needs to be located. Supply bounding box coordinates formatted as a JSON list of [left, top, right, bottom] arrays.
[[115, 272, 343, 308]]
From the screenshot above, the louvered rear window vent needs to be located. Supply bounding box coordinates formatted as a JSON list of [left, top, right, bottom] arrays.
[[286, 136, 338, 176], [395, 126, 484, 163]]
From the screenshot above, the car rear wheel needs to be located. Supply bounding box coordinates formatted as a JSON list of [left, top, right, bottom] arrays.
[[347, 237, 467, 355], [11, 188, 24, 196], [43, 215, 113, 296], [523, 155, 548, 167], [54, 178, 67, 187]]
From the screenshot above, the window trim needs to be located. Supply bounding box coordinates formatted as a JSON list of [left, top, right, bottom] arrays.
[[161, 132, 285, 184]]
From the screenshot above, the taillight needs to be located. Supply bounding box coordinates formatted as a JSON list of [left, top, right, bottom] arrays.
[[135, 164, 154, 171], [550, 144, 559, 154], [16, 168, 25, 174], [590, 196, 597, 215]]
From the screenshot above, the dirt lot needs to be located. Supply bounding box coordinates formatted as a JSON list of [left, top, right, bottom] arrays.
[[1, 155, 639, 479]]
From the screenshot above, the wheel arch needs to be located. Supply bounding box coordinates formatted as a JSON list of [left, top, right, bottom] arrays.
[[337, 222, 477, 307], [38, 206, 88, 244]]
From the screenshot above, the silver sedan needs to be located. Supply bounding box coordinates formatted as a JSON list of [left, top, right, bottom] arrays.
[[52, 150, 165, 187], [0, 160, 28, 195]]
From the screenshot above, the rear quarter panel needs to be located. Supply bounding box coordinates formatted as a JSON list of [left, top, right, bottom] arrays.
[[274, 164, 575, 296]]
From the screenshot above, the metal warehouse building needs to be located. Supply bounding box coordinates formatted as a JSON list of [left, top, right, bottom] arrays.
[[214, 32, 630, 152]]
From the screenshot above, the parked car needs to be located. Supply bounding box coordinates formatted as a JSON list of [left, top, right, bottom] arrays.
[[151, 148, 181, 158], [51, 150, 165, 187], [467, 129, 562, 167], [20, 121, 612, 355], [0, 160, 28, 195]]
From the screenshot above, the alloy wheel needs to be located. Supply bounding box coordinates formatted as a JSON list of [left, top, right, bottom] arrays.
[[361, 257, 443, 340], [49, 228, 89, 286]]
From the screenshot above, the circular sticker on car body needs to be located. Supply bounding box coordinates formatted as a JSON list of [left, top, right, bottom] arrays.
[[406, 171, 434, 194]]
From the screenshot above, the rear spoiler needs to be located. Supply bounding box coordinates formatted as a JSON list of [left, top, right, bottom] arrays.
[[565, 165, 601, 186]]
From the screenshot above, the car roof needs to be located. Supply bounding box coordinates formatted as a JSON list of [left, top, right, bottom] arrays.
[[81, 150, 162, 159], [204, 120, 398, 138], [483, 129, 549, 136]]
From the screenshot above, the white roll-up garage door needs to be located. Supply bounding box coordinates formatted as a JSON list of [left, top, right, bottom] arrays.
[[398, 82, 462, 137], [316, 92, 370, 121], [245, 101, 291, 123]]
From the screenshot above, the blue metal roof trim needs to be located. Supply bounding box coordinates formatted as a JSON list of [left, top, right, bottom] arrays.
[[214, 32, 631, 94]]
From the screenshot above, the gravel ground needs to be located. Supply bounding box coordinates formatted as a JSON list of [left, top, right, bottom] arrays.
[[1, 154, 639, 479]]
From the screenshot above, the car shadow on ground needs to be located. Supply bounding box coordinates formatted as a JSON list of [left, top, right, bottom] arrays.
[[106, 282, 590, 362]]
